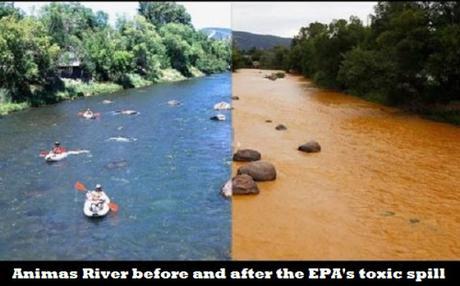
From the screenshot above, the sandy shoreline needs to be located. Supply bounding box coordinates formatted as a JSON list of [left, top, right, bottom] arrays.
[[231, 69, 460, 259]]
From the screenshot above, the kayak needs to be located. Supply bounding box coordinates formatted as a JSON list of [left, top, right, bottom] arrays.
[[44, 152, 68, 162], [83, 200, 110, 218]]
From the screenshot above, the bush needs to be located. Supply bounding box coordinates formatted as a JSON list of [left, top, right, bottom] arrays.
[[127, 73, 153, 88], [62, 79, 122, 97], [275, 72, 285, 78], [0, 102, 29, 116]]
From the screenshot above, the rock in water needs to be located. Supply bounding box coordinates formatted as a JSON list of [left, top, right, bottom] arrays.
[[233, 149, 261, 162], [298, 141, 321, 153], [168, 100, 181, 106], [121, 110, 139, 115], [105, 160, 128, 169], [232, 174, 259, 195], [210, 114, 226, 121], [237, 161, 276, 181], [265, 119, 272, 123], [220, 179, 232, 198], [214, 101, 231, 110], [231, 96, 240, 100], [275, 124, 287, 131]]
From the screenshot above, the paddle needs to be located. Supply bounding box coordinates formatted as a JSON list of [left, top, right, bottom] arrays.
[[39, 151, 49, 157], [74, 181, 119, 212]]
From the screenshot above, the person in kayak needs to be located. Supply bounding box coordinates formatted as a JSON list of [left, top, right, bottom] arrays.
[[83, 108, 94, 118], [86, 184, 110, 211], [51, 141, 66, 154]]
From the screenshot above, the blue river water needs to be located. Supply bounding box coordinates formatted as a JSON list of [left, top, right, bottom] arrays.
[[0, 73, 231, 260]]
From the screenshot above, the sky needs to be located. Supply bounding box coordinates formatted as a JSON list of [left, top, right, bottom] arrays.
[[14, 1, 232, 30], [232, 2, 378, 37], [14, 2, 377, 37]]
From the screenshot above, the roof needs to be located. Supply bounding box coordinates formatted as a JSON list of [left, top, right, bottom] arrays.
[[57, 51, 81, 67]]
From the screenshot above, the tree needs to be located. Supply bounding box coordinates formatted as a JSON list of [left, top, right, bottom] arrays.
[[0, 2, 22, 19], [118, 15, 167, 80], [231, 44, 243, 71], [39, 2, 102, 48], [0, 16, 59, 101], [138, 2, 191, 27]]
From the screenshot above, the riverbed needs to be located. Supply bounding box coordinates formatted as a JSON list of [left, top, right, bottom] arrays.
[[0, 73, 232, 260], [232, 69, 460, 259]]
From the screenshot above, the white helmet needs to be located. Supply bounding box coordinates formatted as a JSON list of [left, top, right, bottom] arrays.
[[95, 184, 102, 190]]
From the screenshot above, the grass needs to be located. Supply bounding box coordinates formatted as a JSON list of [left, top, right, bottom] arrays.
[[0, 102, 30, 116], [190, 66, 205, 78], [158, 68, 186, 83], [126, 73, 153, 88], [0, 88, 30, 116], [0, 66, 213, 116], [62, 79, 123, 98]]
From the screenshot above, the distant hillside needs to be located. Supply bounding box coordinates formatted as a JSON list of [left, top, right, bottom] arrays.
[[233, 31, 292, 51], [200, 27, 232, 41]]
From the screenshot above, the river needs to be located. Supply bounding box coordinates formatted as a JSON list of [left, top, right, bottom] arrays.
[[0, 73, 231, 260], [232, 69, 460, 259]]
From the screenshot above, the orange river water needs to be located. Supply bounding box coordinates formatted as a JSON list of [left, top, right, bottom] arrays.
[[231, 69, 460, 260]]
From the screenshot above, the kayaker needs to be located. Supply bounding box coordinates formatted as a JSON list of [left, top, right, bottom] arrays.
[[86, 184, 110, 209], [83, 108, 94, 118], [51, 141, 66, 154]]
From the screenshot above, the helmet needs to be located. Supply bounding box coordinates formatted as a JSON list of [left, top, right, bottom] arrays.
[[95, 184, 102, 191], [54, 141, 60, 146]]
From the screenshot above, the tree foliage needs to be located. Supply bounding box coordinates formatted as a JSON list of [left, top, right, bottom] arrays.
[[0, 1, 230, 107], [138, 2, 191, 27], [0, 16, 59, 101]]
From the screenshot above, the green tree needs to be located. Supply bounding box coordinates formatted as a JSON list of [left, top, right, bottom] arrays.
[[231, 44, 243, 71], [118, 15, 167, 80], [138, 2, 191, 27], [0, 16, 59, 101], [0, 2, 22, 19]]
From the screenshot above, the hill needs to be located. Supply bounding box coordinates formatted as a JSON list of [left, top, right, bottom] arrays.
[[232, 31, 292, 51], [200, 27, 232, 41]]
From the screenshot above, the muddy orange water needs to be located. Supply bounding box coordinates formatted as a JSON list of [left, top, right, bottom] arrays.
[[232, 69, 460, 259]]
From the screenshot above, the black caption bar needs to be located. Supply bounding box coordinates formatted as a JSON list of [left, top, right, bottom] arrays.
[[0, 261, 458, 285]]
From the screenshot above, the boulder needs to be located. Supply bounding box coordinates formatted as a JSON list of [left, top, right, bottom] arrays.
[[167, 100, 181, 106], [232, 174, 259, 195], [275, 72, 285, 78], [237, 161, 276, 181], [210, 114, 226, 121], [214, 101, 232, 110], [231, 96, 240, 100], [233, 149, 261, 162], [267, 74, 277, 81], [275, 124, 287, 131], [220, 179, 232, 198], [298, 140, 321, 153]]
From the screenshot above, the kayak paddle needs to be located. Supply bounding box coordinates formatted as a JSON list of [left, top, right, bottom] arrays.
[[108, 202, 119, 212], [74, 181, 87, 192], [39, 151, 49, 157]]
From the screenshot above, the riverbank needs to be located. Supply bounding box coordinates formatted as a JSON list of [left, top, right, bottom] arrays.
[[232, 69, 460, 259], [282, 70, 460, 126], [0, 68, 207, 116]]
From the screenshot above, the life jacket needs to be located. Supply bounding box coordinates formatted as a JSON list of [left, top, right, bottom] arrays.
[[52, 146, 66, 154]]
